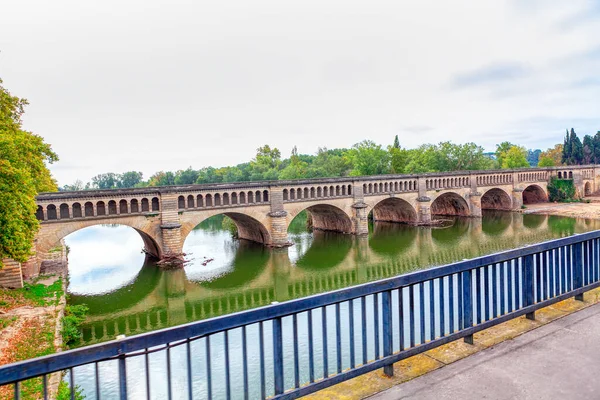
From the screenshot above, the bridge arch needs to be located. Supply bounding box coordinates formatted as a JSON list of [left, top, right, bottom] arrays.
[[481, 188, 512, 210], [287, 203, 353, 234], [181, 211, 272, 246], [522, 184, 548, 204], [370, 197, 418, 224], [585, 182, 592, 196], [37, 218, 162, 259], [431, 192, 470, 216]]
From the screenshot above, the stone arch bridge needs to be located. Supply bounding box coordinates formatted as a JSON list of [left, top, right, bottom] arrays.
[[30, 166, 597, 273]]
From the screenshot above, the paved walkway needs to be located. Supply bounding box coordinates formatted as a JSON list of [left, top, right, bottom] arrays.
[[369, 302, 600, 400]]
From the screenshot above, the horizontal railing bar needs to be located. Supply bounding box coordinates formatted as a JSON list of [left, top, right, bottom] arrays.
[[2, 230, 600, 385]]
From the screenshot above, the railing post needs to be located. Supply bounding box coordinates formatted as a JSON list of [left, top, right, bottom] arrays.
[[118, 354, 127, 400], [273, 317, 284, 395], [523, 254, 535, 320], [573, 243, 585, 301], [381, 290, 394, 377], [462, 270, 474, 345]]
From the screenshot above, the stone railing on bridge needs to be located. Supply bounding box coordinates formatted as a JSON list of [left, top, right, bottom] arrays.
[[30, 165, 599, 269]]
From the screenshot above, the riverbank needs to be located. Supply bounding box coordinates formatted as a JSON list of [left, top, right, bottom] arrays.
[[521, 200, 600, 220], [0, 243, 68, 399]]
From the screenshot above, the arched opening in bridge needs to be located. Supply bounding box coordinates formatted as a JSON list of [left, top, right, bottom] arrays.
[[585, 182, 592, 196], [371, 198, 417, 224], [481, 188, 512, 210], [182, 215, 271, 287], [290, 204, 353, 235], [522, 185, 547, 204], [431, 193, 470, 216], [59, 225, 158, 297]]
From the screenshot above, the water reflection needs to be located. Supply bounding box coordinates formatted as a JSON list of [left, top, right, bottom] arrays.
[[66, 212, 600, 347], [369, 222, 416, 255], [65, 225, 146, 295]]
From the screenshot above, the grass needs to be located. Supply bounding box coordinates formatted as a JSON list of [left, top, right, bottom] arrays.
[[0, 316, 18, 330], [0, 276, 63, 311], [56, 380, 85, 400], [62, 305, 89, 348]]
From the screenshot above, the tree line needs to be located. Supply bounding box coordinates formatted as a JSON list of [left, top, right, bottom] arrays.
[[63, 139, 545, 190]]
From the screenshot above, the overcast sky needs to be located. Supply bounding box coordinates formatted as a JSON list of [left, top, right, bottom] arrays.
[[1, 0, 599, 186]]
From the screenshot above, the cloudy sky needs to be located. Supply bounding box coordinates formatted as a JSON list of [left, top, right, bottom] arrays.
[[1, 0, 599, 185]]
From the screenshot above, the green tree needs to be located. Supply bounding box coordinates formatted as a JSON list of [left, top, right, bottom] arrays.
[[392, 135, 400, 149], [249, 145, 281, 180], [174, 168, 199, 185], [541, 144, 563, 166], [389, 146, 409, 173], [526, 149, 541, 167], [306, 148, 350, 178], [562, 129, 570, 164], [538, 155, 556, 167], [0, 79, 58, 265], [279, 146, 309, 180], [568, 128, 583, 165], [91, 173, 119, 189], [345, 140, 390, 176], [148, 171, 176, 186], [495, 141, 515, 169], [119, 171, 143, 188], [592, 132, 600, 164], [583, 135, 594, 164], [500, 146, 529, 169]]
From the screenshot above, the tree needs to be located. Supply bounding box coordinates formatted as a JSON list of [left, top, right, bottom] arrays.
[[540, 144, 563, 166], [119, 171, 143, 188], [562, 129, 570, 165], [495, 141, 515, 169], [345, 140, 390, 176], [148, 171, 176, 186], [583, 135, 594, 164], [389, 146, 409, 173], [306, 148, 350, 178], [500, 146, 529, 169], [526, 149, 541, 167], [279, 146, 309, 180], [0, 79, 58, 265], [174, 168, 198, 185], [568, 128, 583, 165], [91, 173, 119, 189], [392, 135, 400, 149], [61, 180, 85, 191], [249, 145, 281, 180], [592, 132, 600, 164], [538, 156, 556, 167]]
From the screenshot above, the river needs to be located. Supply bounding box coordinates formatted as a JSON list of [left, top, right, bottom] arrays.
[[63, 211, 600, 399]]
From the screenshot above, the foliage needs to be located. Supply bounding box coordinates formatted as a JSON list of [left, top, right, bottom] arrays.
[[537, 155, 555, 167], [547, 178, 577, 202], [0, 316, 18, 330], [56, 380, 86, 400], [0, 79, 58, 265], [526, 149, 541, 167], [497, 144, 529, 169], [221, 216, 238, 238], [62, 304, 89, 347], [346, 140, 391, 176], [539, 144, 563, 166]]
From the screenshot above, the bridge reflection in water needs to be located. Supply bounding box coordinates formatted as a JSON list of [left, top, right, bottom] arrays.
[[65, 212, 600, 347]]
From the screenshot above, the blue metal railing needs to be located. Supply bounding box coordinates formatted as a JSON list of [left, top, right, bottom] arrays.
[[2, 231, 600, 399]]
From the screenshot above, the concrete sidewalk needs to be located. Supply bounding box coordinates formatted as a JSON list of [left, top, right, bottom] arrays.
[[369, 302, 600, 400]]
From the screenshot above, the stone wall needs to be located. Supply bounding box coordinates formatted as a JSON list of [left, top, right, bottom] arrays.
[[0, 259, 24, 288]]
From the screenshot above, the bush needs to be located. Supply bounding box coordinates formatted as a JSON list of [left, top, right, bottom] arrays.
[[56, 380, 85, 400], [62, 305, 88, 347], [221, 216, 238, 238], [547, 178, 576, 202]]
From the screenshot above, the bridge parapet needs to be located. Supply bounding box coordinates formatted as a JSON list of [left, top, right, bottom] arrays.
[[31, 165, 599, 268]]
